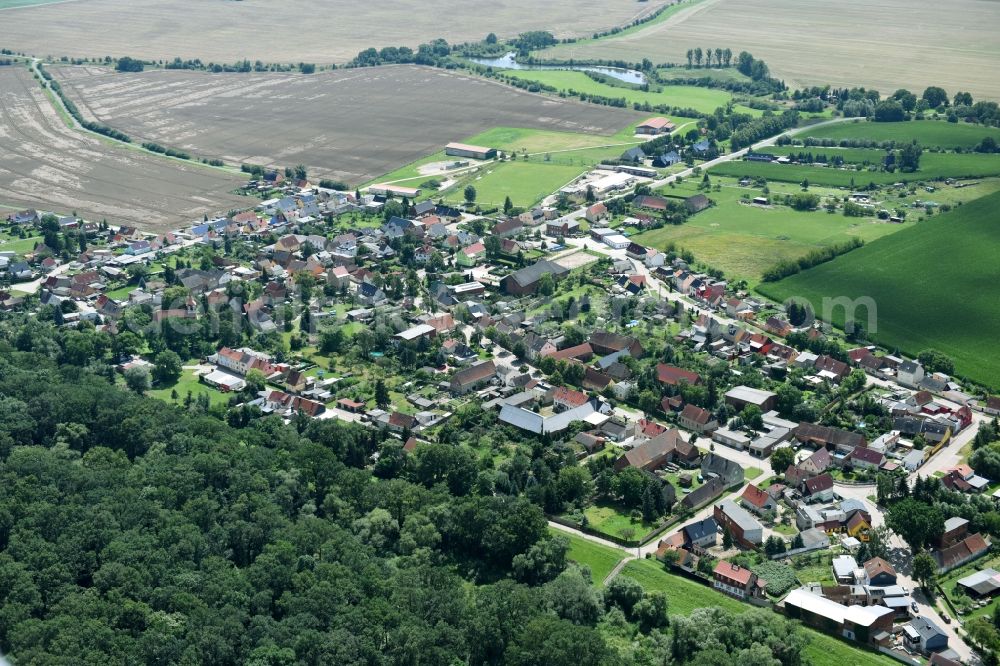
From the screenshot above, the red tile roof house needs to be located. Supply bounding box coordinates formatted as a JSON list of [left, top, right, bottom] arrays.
[[656, 364, 701, 386], [552, 386, 590, 412], [740, 483, 777, 515], [545, 342, 594, 363], [713, 560, 766, 600], [934, 533, 991, 573], [678, 403, 718, 433], [847, 446, 885, 471]]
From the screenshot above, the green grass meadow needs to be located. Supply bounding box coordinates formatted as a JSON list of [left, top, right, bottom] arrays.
[[757, 190, 1000, 389], [554, 530, 628, 585], [711, 151, 1000, 188], [502, 69, 760, 116], [633, 178, 907, 282], [800, 119, 1000, 149]]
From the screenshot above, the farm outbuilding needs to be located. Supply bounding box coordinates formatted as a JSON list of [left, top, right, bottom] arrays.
[[445, 142, 497, 160]]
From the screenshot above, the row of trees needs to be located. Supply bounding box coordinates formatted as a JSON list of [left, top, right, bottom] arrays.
[[684, 47, 733, 69]]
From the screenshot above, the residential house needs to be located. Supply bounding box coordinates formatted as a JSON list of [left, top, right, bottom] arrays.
[[714, 560, 766, 599], [714, 500, 764, 548], [682, 517, 719, 549], [848, 446, 885, 471], [585, 203, 608, 223], [681, 476, 726, 511], [702, 452, 744, 487], [740, 483, 776, 515], [678, 403, 718, 433], [802, 473, 835, 503], [614, 428, 697, 472], [897, 360, 925, 388], [863, 557, 897, 587], [905, 616, 948, 654], [656, 363, 701, 387], [456, 242, 486, 267], [449, 360, 496, 395]]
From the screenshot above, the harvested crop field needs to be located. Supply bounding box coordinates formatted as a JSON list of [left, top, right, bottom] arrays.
[[0, 0, 666, 64], [52, 65, 643, 186], [540, 0, 1000, 101], [0, 67, 248, 232]]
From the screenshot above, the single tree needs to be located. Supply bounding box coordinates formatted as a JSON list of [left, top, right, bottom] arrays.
[[464, 185, 477, 204]]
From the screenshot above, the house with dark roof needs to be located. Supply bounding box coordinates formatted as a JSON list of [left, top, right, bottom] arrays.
[[589, 330, 644, 357], [684, 194, 712, 214], [905, 616, 948, 654], [701, 453, 744, 488], [680, 477, 725, 511], [682, 516, 719, 548], [802, 473, 835, 502], [620, 147, 646, 163], [500, 259, 570, 295], [652, 151, 681, 168]]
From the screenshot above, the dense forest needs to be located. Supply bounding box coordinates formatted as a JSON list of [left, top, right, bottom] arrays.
[[0, 316, 811, 665]]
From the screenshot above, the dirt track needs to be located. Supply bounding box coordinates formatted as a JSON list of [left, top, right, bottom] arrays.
[[0, 66, 249, 232], [52, 65, 644, 185]]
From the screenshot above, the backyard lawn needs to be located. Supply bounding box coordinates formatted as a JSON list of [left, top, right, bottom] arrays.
[[580, 501, 659, 542], [148, 367, 230, 407], [0, 234, 43, 257]]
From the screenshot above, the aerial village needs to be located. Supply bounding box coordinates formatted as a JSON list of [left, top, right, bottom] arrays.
[[3, 126, 1000, 666]]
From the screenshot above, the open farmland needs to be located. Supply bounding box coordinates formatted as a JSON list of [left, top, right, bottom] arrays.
[[633, 178, 907, 283], [757, 191, 1000, 389], [800, 120, 1000, 150], [52, 65, 644, 186], [0, 0, 666, 64], [539, 0, 1000, 101], [0, 66, 247, 232]]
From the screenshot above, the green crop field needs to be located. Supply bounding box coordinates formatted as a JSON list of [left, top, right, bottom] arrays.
[[711, 152, 1000, 188], [366, 125, 645, 189], [554, 530, 627, 585], [621, 559, 895, 666], [501, 69, 760, 116], [800, 120, 1000, 150], [633, 178, 908, 282], [757, 191, 1000, 389], [440, 161, 583, 209]]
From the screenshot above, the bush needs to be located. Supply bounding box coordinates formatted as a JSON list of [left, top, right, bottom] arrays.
[[751, 561, 798, 596]]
